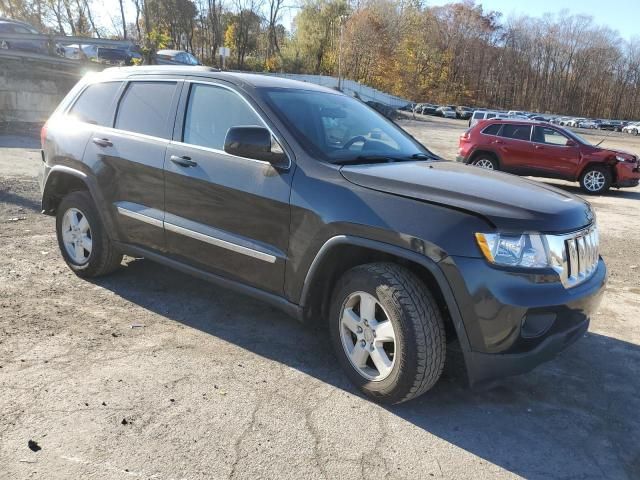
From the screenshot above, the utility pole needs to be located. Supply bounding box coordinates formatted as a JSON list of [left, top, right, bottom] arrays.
[[338, 15, 346, 91]]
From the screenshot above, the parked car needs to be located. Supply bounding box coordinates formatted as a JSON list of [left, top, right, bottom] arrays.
[[622, 122, 640, 135], [155, 49, 200, 65], [0, 18, 48, 54], [415, 103, 437, 115], [468, 110, 509, 127], [97, 47, 132, 65], [398, 103, 415, 112], [458, 119, 640, 194], [455, 106, 473, 120], [435, 106, 456, 118], [597, 120, 623, 131], [41, 67, 607, 404]]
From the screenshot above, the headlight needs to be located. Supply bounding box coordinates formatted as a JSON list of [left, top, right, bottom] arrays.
[[475, 233, 549, 268], [615, 155, 626, 162]]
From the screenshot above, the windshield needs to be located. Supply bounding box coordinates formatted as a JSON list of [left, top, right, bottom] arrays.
[[261, 88, 431, 163]]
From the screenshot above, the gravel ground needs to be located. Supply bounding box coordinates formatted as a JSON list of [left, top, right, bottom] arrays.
[[1, 118, 639, 479]]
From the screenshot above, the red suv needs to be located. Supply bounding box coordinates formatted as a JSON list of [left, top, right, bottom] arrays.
[[457, 119, 640, 194]]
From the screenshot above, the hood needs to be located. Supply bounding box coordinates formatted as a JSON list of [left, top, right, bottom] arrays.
[[340, 161, 594, 233]]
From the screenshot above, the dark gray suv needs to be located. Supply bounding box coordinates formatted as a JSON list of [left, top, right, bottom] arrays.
[[40, 67, 607, 404]]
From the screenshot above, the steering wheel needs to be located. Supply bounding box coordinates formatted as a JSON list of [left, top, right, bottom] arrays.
[[342, 135, 368, 150]]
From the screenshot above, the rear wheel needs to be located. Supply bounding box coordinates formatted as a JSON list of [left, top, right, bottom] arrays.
[[56, 191, 123, 277], [472, 154, 498, 170], [580, 166, 611, 194], [330, 263, 446, 404]]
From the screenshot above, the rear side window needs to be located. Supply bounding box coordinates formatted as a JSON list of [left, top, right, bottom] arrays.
[[486, 113, 496, 119], [500, 124, 531, 141], [182, 84, 262, 150], [68, 81, 121, 126], [482, 124, 501, 135], [473, 112, 483, 119], [115, 81, 177, 138]]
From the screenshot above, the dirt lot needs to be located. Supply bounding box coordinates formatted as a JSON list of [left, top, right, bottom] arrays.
[[1, 118, 639, 479]]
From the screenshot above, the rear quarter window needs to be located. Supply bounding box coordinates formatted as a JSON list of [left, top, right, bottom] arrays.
[[481, 124, 501, 135], [68, 81, 122, 126]]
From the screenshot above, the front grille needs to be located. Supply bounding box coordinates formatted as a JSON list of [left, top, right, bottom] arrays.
[[547, 225, 599, 288]]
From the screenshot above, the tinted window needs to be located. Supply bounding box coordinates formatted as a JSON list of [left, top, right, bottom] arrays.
[[473, 112, 483, 119], [183, 84, 262, 150], [533, 126, 570, 145], [68, 81, 121, 126], [500, 124, 531, 141], [115, 81, 176, 138], [486, 113, 496, 119], [482, 124, 501, 135]]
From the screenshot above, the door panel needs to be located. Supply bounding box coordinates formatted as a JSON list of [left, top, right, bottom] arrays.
[[163, 82, 293, 294], [531, 126, 581, 178], [494, 124, 534, 172], [83, 80, 182, 251]]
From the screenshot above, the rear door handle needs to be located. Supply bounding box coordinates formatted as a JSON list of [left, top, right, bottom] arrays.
[[170, 155, 197, 167], [92, 137, 113, 147], [535, 145, 544, 150]]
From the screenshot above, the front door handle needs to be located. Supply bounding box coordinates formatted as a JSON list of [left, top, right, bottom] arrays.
[[535, 145, 544, 150], [170, 155, 197, 167], [493, 139, 504, 145], [92, 137, 113, 147]]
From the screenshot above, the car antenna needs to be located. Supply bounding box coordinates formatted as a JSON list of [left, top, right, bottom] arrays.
[[595, 129, 615, 147]]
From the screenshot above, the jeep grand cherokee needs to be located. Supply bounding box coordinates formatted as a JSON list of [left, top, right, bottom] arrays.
[[40, 67, 607, 404]]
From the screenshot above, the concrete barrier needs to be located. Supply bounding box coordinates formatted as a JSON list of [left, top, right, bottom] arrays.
[[0, 54, 100, 124]]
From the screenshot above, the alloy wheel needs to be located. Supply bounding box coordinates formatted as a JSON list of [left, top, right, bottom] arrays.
[[474, 158, 494, 169], [339, 291, 396, 381], [583, 170, 606, 192], [61, 207, 93, 264]]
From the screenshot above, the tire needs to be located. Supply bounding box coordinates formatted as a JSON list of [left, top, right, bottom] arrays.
[[329, 263, 446, 404], [471, 154, 498, 170], [579, 165, 612, 195], [56, 190, 123, 277]]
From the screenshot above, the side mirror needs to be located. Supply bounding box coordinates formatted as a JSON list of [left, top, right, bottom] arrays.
[[224, 126, 288, 167], [566, 139, 577, 147]]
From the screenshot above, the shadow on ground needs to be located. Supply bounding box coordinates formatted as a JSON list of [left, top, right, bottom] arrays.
[[540, 180, 640, 200], [89, 257, 640, 479]]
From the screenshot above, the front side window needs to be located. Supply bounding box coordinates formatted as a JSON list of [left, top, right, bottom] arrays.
[[68, 81, 122, 126], [499, 124, 532, 141], [261, 88, 428, 163], [533, 126, 570, 146], [183, 84, 263, 150], [115, 81, 177, 138]]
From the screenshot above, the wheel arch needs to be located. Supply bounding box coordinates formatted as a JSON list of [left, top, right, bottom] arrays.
[[299, 235, 471, 352], [42, 166, 118, 235], [577, 160, 616, 183]]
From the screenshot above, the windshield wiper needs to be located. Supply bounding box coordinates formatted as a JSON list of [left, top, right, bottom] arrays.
[[333, 153, 435, 166]]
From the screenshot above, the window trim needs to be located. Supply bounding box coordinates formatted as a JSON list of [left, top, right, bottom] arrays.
[[175, 79, 292, 169]]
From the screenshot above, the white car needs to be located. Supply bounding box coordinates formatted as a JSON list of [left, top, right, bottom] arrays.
[[469, 110, 509, 127], [565, 118, 586, 128], [622, 122, 640, 135], [436, 106, 457, 119], [60, 43, 98, 60]]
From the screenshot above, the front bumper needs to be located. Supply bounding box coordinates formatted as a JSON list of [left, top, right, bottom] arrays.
[[613, 161, 640, 188], [440, 255, 607, 386]]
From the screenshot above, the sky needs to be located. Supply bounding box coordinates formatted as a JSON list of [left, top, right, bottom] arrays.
[[94, 0, 639, 41], [427, 0, 639, 41]]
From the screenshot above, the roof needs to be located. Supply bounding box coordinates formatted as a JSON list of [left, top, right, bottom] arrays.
[[156, 49, 185, 56], [99, 67, 340, 93]]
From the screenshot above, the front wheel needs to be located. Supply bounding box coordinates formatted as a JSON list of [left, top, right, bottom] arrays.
[[330, 263, 446, 404], [579, 166, 611, 195], [56, 191, 123, 277]]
